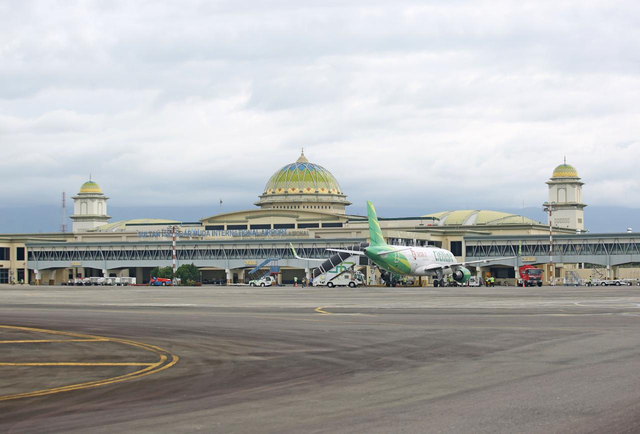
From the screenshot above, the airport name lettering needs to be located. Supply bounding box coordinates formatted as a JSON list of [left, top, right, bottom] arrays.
[[137, 229, 307, 238], [434, 251, 454, 262]]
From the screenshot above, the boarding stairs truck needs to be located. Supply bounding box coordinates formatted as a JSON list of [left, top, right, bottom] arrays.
[[564, 271, 582, 286], [247, 259, 280, 286], [313, 260, 365, 288]]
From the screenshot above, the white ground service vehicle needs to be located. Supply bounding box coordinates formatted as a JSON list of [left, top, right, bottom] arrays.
[[115, 277, 137, 286], [590, 278, 626, 286], [467, 276, 483, 287], [314, 269, 365, 288], [249, 275, 277, 287]]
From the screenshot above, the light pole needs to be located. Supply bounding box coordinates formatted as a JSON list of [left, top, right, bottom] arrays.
[[171, 225, 177, 284], [543, 201, 556, 285]]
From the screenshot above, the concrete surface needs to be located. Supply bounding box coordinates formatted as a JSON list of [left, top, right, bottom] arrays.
[[1, 284, 640, 434]]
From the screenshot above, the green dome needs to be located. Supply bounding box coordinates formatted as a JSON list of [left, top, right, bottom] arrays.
[[423, 210, 540, 226], [79, 180, 102, 194], [552, 163, 579, 178], [263, 153, 343, 195]]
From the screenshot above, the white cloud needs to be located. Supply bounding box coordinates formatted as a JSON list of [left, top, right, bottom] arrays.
[[1, 0, 639, 217]]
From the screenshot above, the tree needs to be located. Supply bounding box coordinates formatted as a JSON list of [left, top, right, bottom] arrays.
[[151, 266, 173, 279], [176, 263, 200, 285]]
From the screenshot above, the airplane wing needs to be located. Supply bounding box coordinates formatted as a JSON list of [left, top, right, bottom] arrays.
[[422, 257, 516, 271], [456, 257, 517, 266], [289, 243, 326, 262], [326, 248, 365, 256]]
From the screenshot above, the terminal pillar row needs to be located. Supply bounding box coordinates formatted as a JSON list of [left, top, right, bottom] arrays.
[[226, 268, 231, 285]]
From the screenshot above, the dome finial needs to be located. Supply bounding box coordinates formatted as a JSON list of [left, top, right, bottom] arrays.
[[296, 149, 309, 163]]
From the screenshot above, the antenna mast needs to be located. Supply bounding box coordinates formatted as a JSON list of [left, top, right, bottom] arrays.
[[61, 192, 67, 233]]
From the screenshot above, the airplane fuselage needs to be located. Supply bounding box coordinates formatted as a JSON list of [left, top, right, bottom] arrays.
[[365, 245, 459, 277]]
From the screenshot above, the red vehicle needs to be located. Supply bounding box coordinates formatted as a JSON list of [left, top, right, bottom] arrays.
[[518, 265, 543, 287], [149, 276, 173, 286]]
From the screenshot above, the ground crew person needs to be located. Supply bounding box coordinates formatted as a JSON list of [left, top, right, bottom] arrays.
[[490, 276, 495, 287], [294, 276, 298, 287], [301, 277, 306, 288]]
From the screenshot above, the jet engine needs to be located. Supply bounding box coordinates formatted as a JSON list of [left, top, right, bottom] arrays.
[[451, 267, 471, 283]]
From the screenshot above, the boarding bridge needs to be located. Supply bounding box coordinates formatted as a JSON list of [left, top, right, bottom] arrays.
[[26, 238, 368, 274], [464, 233, 640, 268]]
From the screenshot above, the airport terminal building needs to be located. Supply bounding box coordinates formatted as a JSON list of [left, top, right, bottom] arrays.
[[2, 153, 639, 286]]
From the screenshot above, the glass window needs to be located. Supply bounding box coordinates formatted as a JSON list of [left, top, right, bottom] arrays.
[[322, 223, 343, 228], [250, 224, 271, 229], [274, 224, 295, 229], [298, 223, 319, 229], [0, 248, 9, 261], [227, 224, 248, 230], [0, 269, 8, 284], [450, 241, 462, 256], [205, 225, 224, 231], [17, 247, 25, 261]]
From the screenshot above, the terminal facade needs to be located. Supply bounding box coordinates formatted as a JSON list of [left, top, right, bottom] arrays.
[[2, 152, 638, 286]]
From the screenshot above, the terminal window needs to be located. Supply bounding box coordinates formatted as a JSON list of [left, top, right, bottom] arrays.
[[205, 225, 224, 231], [0, 269, 7, 284], [274, 224, 295, 229], [322, 223, 343, 228], [17, 247, 25, 261], [250, 224, 271, 230], [298, 223, 319, 229], [227, 224, 248, 230], [0, 248, 9, 261], [450, 241, 462, 256]]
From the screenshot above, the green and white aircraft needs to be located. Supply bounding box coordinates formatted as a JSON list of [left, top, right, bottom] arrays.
[[294, 201, 506, 287]]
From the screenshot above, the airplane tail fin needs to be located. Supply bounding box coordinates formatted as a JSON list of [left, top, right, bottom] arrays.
[[367, 201, 386, 246]]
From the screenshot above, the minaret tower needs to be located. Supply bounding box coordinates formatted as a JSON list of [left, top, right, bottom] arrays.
[[544, 159, 586, 231], [70, 177, 111, 232]]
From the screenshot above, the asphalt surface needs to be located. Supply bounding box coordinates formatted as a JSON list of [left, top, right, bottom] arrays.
[[1, 284, 640, 434]]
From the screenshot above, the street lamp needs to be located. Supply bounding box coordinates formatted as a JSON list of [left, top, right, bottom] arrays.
[[543, 201, 556, 285]]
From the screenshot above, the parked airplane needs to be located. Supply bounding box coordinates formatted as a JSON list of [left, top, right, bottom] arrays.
[[293, 201, 510, 287]]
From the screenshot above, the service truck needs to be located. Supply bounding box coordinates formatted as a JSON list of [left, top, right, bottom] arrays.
[[314, 268, 365, 288], [518, 265, 543, 287], [249, 275, 277, 287]]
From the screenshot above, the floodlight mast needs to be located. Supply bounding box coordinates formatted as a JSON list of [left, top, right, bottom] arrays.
[[172, 225, 177, 281], [543, 202, 557, 285]]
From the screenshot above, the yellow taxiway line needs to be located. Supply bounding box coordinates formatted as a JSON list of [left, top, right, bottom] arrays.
[[315, 306, 332, 315], [0, 325, 179, 402], [0, 339, 106, 344], [0, 362, 155, 366]]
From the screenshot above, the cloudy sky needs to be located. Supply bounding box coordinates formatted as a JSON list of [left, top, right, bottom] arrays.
[[1, 0, 639, 217]]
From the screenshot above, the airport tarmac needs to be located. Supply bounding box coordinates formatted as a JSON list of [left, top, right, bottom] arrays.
[[1, 284, 640, 434]]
